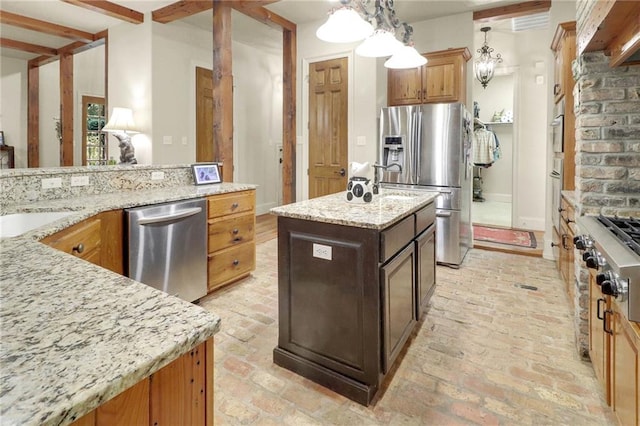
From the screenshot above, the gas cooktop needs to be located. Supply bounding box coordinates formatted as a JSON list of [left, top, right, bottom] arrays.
[[598, 215, 640, 257]]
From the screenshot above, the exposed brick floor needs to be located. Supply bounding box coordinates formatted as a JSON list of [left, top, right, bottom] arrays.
[[199, 239, 616, 425]]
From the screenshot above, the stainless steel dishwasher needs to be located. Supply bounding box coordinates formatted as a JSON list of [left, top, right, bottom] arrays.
[[125, 198, 207, 303]]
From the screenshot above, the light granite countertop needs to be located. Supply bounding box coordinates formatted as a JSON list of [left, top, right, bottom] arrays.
[[270, 188, 440, 230], [0, 182, 255, 426]]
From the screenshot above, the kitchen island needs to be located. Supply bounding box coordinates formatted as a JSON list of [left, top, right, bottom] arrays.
[[271, 188, 439, 405], [0, 178, 255, 426]]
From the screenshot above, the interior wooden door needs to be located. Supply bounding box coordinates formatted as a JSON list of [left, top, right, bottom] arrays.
[[308, 57, 348, 199], [196, 67, 214, 163]]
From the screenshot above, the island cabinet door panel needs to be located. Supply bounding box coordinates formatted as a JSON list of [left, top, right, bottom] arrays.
[[611, 309, 639, 426], [381, 243, 417, 373], [276, 218, 380, 384]]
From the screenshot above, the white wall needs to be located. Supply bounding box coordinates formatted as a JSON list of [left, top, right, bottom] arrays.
[[73, 45, 105, 165], [0, 57, 28, 168], [233, 40, 283, 214], [108, 16, 153, 165], [39, 61, 60, 168], [151, 20, 211, 165]]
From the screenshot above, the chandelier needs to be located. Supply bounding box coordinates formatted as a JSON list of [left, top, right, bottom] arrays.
[[316, 0, 427, 69], [475, 27, 503, 88]]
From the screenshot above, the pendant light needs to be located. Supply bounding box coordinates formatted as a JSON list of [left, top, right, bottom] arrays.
[[316, 0, 423, 69], [475, 27, 503, 89], [316, 6, 373, 43]]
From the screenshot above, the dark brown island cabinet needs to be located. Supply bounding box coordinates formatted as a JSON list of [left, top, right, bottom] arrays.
[[273, 199, 436, 405]]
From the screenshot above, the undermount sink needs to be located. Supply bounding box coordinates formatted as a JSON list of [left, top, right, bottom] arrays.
[[0, 212, 75, 238]]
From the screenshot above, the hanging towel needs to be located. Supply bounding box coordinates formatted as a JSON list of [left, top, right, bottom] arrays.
[[473, 129, 497, 167]]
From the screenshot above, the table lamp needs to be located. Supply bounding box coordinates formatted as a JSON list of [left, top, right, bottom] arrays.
[[102, 107, 139, 164]]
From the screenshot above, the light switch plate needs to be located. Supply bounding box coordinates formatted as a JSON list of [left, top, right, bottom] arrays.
[[70, 175, 89, 186], [42, 177, 62, 189], [163, 136, 172, 145], [151, 171, 165, 180], [312, 243, 332, 260], [356, 136, 367, 146], [181, 136, 188, 145]]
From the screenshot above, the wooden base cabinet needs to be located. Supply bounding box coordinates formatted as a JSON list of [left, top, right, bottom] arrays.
[[611, 307, 639, 426], [72, 338, 214, 426], [41, 210, 123, 275], [589, 268, 640, 422], [207, 190, 256, 292], [559, 197, 576, 306]]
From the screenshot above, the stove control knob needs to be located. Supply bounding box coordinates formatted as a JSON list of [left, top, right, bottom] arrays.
[[585, 251, 603, 270], [573, 235, 593, 251], [582, 249, 594, 262], [596, 271, 613, 286]]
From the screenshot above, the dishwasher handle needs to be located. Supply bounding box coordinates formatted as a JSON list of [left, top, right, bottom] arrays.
[[137, 207, 202, 225]]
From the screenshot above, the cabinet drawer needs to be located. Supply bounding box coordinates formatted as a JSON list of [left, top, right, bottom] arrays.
[[208, 242, 255, 290], [41, 217, 101, 262], [208, 191, 255, 219], [380, 215, 415, 263], [208, 213, 254, 251], [415, 203, 436, 235]]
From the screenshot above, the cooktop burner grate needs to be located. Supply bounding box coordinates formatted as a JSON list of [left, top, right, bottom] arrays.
[[598, 215, 640, 256]]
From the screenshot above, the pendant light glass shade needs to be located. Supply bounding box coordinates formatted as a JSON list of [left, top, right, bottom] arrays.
[[474, 27, 502, 88], [316, 7, 374, 43], [355, 29, 402, 58], [384, 45, 427, 69]]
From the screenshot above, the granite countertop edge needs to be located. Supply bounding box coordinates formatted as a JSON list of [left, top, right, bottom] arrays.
[[0, 183, 254, 426], [270, 189, 440, 230]]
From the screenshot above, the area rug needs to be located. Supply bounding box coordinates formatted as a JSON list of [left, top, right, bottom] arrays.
[[473, 225, 537, 248]]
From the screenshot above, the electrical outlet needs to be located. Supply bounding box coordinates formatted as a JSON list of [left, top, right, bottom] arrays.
[[70, 175, 89, 186], [181, 136, 188, 145], [151, 171, 165, 180], [312, 243, 332, 260], [42, 178, 62, 189]]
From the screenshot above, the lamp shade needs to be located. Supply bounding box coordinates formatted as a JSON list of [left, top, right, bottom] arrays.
[[355, 29, 402, 58], [102, 107, 138, 133], [384, 45, 427, 69], [316, 7, 373, 43]]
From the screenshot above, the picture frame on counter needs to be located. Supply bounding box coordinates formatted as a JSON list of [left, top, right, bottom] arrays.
[[192, 163, 221, 185]]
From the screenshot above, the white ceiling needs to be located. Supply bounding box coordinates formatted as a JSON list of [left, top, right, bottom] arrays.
[[0, 0, 524, 61]]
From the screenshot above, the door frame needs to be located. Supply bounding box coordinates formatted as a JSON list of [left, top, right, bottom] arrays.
[[301, 50, 354, 201]]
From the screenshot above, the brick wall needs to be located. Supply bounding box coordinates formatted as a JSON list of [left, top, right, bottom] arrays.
[[572, 32, 640, 356]]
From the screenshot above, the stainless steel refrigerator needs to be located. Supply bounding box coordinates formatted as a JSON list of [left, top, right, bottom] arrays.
[[378, 103, 473, 267]]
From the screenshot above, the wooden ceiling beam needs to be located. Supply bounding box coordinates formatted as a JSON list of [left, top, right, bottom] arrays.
[[0, 38, 58, 56], [152, 1, 212, 24], [473, 0, 551, 23], [231, 2, 295, 32], [61, 0, 144, 24], [0, 10, 95, 43]]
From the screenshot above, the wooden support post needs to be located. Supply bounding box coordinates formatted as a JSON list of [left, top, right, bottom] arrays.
[[212, 2, 233, 183], [60, 52, 74, 166], [283, 28, 296, 204], [27, 63, 40, 167]]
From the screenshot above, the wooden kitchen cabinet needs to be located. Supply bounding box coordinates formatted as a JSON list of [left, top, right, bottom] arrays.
[[611, 307, 639, 426], [588, 269, 610, 404], [559, 197, 576, 306], [551, 22, 576, 104], [41, 210, 123, 274], [589, 269, 640, 420], [387, 47, 471, 106], [207, 189, 256, 292], [72, 338, 214, 426]]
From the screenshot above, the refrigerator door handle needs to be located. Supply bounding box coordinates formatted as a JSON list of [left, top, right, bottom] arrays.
[[414, 109, 422, 182], [436, 211, 452, 217]]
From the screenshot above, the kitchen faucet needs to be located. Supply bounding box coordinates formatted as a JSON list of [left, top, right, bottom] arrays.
[[372, 163, 403, 187]]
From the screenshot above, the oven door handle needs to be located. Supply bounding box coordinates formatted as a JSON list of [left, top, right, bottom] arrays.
[[603, 307, 613, 335], [596, 298, 605, 320]]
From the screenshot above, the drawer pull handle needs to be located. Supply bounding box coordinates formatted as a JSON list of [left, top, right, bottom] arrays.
[[233, 228, 239, 234], [73, 243, 85, 254], [233, 259, 239, 266], [231, 202, 239, 209]]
